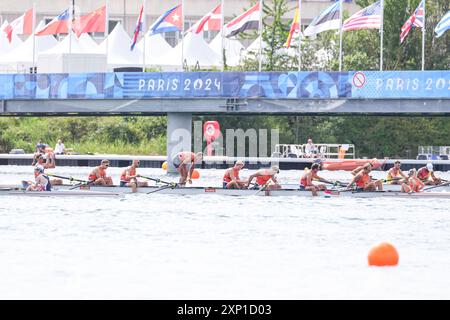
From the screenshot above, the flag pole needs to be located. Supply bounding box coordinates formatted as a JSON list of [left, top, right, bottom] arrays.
[[32, 2, 36, 73], [181, 0, 185, 71], [143, 0, 147, 72], [221, 0, 225, 71], [379, 0, 384, 71], [338, 0, 343, 72], [105, 1, 109, 61], [297, 0, 302, 72], [421, 0, 426, 71], [258, 0, 263, 72], [69, 0, 74, 55]]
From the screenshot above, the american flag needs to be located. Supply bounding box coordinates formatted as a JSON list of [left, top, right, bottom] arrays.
[[342, 1, 382, 32], [400, 0, 425, 43]]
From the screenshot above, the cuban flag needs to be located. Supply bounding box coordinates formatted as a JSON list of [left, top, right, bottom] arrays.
[[434, 10, 450, 38], [400, 0, 425, 43], [148, 4, 182, 36], [131, 4, 144, 50], [36, 9, 70, 36]]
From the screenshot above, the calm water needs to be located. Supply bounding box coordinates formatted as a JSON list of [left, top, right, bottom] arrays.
[[0, 166, 450, 299]]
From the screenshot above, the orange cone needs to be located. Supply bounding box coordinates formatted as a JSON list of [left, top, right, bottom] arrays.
[[368, 242, 399, 266], [191, 170, 200, 179], [162, 161, 168, 170]]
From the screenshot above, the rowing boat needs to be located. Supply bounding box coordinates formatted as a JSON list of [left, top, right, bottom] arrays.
[[1, 185, 449, 199]]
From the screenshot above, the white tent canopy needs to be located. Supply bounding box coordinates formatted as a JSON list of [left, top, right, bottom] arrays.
[[136, 33, 173, 67], [161, 33, 221, 70], [97, 22, 142, 69], [78, 33, 99, 54], [209, 34, 245, 67], [40, 32, 85, 54], [0, 20, 24, 56]]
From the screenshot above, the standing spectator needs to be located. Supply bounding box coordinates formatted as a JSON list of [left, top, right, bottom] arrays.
[[304, 138, 317, 158], [54, 139, 65, 155]]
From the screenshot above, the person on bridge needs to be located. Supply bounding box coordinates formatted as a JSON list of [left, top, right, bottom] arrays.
[[119, 160, 148, 193], [173, 152, 204, 186], [223, 160, 246, 189], [386, 161, 408, 184], [88, 159, 114, 186], [417, 163, 442, 185], [300, 163, 334, 196], [401, 169, 425, 193], [246, 166, 281, 190], [347, 163, 383, 191]]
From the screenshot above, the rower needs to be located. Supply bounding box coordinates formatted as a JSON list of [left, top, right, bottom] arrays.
[[31, 153, 62, 185], [119, 160, 148, 193], [246, 165, 281, 190], [300, 163, 334, 196], [386, 160, 407, 184], [26, 165, 51, 191], [223, 160, 246, 189], [347, 162, 383, 191], [172, 151, 203, 185], [88, 159, 114, 185], [417, 163, 441, 185], [351, 158, 377, 176], [401, 169, 424, 193]]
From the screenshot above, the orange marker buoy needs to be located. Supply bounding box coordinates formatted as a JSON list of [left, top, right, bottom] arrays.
[[368, 242, 399, 266], [191, 170, 200, 179], [162, 161, 168, 170]]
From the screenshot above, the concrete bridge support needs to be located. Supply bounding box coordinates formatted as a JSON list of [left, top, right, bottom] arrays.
[[166, 113, 192, 173]]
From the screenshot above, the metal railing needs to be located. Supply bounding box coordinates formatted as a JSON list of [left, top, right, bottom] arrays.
[[273, 143, 356, 159]]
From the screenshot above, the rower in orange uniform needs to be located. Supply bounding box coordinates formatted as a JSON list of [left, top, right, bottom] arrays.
[[246, 165, 281, 190], [347, 162, 383, 191], [172, 152, 203, 185], [300, 163, 334, 196], [223, 160, 246, 189], [417, 163, 441, 185], [119, 160, 148, 193], [401, 169, 425, 193], [88, 159, 114, 185]]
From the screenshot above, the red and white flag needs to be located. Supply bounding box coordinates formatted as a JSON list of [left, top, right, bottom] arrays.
[[189, 3, 222, 34], [223, 2, 260, 38], [400, 0, 425, 43], [3, 8, 33, 42], [36, 9, 70, 36]]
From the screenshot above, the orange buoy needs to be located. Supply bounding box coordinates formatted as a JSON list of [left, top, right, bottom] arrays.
[[161, 161, 168, 170], [368, 242, 399, 266], [191, 170, 200, 179]]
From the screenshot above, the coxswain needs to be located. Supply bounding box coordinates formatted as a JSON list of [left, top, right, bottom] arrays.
[[300, 163, 334, 196], [26, 165, 51, 191], [386, 161, 407, 184], [417, 163, 441, 185], [223, 160, 246, 189], [246, 165, 281, 190], [401, 169, 424, 193], [172, 151, 203, 185], [119, 160, 148, 193], [347, 162, 383, 191], [88, 159, 114, 185], [31, 153, 62, 185]]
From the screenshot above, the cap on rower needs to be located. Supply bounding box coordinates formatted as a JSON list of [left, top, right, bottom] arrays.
[[271, 165, 280, 173], [34, 165, 44, 173], [426, 162, 433, 172], [235, 160, 245, 166]]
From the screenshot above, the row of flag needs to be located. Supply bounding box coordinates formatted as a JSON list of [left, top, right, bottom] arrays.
[[286, 0, 449, 48]]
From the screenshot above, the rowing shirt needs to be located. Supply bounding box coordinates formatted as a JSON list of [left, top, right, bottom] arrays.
[[387, 168, 401, 184], [120, 166, 136, 182], [355, 172, 370, 188], [89, 166, 106, 181], [300, 169, 317, 187], [409, 177, 424, 192], [35, 174, 50, 191], [223, 167, 240, 183], [417, 168, 431, 181], [256, 169, 273, 186]]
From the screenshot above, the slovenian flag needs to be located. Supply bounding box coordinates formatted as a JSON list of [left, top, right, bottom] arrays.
[[148, 4, 183, 36], [131, 4, 144, 50]]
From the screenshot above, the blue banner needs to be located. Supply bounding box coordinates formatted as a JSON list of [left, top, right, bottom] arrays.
[[0, 71, 448, 100]]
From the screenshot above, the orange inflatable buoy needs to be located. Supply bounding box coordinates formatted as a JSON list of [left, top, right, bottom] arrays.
[[162, 161, 168, 170], [191, 170, 200, 179], [368, 242, 399, 266]]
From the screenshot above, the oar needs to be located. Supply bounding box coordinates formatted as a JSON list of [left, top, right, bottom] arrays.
[[146, 183, 178, 195], [140, 175, 174, 186], [46, 173, 90, 184], [423, 180, 450, 192], [254, 182, 270, 196], [68, 180, 96, 190]]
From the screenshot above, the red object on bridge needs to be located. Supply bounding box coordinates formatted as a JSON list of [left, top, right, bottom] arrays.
[[321, 158, 383, 171], [203, 121, 221, 156]]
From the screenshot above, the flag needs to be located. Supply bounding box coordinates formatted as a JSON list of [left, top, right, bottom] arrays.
[[36, 9, 70, 36], [303, 1, 340, 37], [73, 6, 106, 37], [148, 4, 183, 35], [400, 0, 425, 43], [189, 3, 221, 34], [131, 4, 144, 50], [223, 2, 260, 38], [434, 10, 449, 38], [285, 6, 300, 48], [342, 1, 382, 32], [3, 8, 33, 43]]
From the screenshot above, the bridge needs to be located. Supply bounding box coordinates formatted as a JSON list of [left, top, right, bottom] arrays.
[[1, 70, 449, 170]]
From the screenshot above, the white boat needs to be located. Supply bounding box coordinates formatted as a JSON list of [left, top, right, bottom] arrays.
[[1, 184, 449, 199]]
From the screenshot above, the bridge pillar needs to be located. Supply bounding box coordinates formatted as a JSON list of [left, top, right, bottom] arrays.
[[166, 113, 193, 173]]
